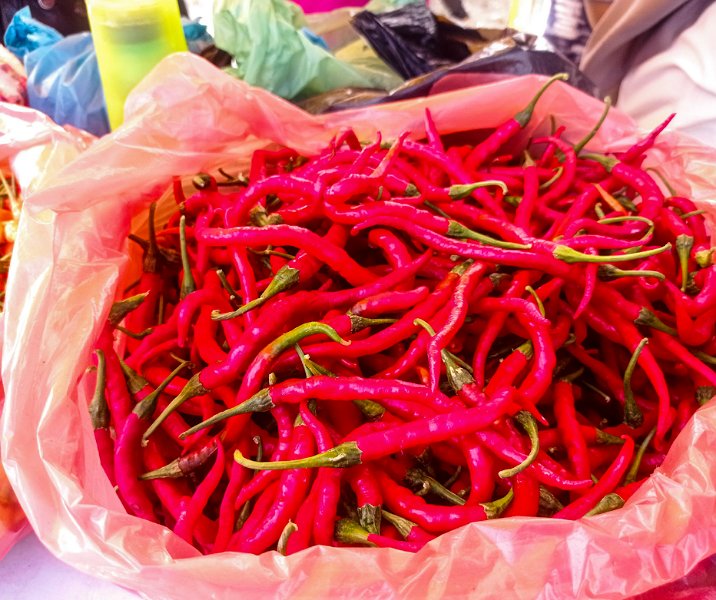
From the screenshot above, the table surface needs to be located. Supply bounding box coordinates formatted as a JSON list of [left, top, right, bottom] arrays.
[[0, 533, 138, 599]]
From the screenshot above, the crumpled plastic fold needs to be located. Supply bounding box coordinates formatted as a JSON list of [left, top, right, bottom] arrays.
[[1, 54, 715, 598], [0, 101, 93, 560], [213, 0, 378, 100]]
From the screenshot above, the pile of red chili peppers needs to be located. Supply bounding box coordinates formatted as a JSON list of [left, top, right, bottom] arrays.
[[89, 74, 716, 555]]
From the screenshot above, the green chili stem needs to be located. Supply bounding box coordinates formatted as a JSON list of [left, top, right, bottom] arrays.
[[143, 373, 208, 444], [108, 292, 149, 327], [584, 493, 625, 517], [676, 234, 694, 292], [447, 221, 532, 250], [624, 428, 655, 484], [212, 265, 300, 321], [180, 388, 274, 439], [89, 350, 109, 429], [574, 96, 612, 154], [234, 441, 362, 470], [179, 215, 195, 299], [623, 338, 648, 428], [554, 243, 671, 264], [358, 505, 382, 535], [498, 411, 540, 478], [525, 285, 545, 317], [448, 180, 509, 200], [334, 519, 374, 546], [634, 308, 677, 336], [598, 265, 665, 281], [134, 360, 192, 421], [514, 73, 569, 127], [480, 487, 514, 519]]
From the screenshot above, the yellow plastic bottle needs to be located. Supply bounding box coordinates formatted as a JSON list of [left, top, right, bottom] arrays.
[[87, 0, 188, 130]]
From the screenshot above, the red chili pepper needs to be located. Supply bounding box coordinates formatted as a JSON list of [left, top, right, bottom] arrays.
[[232, 390, 514, 473], [114, 361, 190, 520], [553, 382, 591, 480], [174, 440, 225, 545], [89, 350, 115, 486], [464, 74, 568, 171], [502, 472, 540, 517], [236, 417, 315, 554], [555, 436, 635, 519]]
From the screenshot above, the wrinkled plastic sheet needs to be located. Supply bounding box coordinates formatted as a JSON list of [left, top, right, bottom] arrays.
[[0, 101, 93, 560], [1, 54, 715, 598], [308, 11, 599, 113]]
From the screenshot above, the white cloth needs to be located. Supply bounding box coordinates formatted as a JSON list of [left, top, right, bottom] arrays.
[[616, 1, 716, 146]]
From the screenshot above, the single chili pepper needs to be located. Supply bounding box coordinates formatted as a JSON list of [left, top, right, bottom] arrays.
[[464, 74, 568, 171], [174, 441, 225, 545], [554, 381, 591, 480], [227, 480, 279, 552], [335, 519, 427, 552], [141, 437, 216, 549], [350, 287, 430, 318], [144, 322, 349, 444], [236, 416, 315, 554], [539, 425, 623, 448], [502, 472, 540, 518], [346, 465, 383, 534], [125, 202, 164, 344], [381, 510, 436, 546], [622, 338, 648, 428], [232, 406, 294, 511], [555, 436, 635, 519], [213, 264, 300, 321], [114, 360, 191, 520], [476, 430, 592, 490], [214, 449, 251, 552], [182, 375, 462, 438], [284, 489, 318, 554], [367, 228, 413, 273], [618, 113, 675, 163], [232, 389, 514, 472], [373, 471, 487, 533], [196, 223, 376, 287], [96, 293, 150, 426], [89, 350, 115, 486], [297, 403, 344, 547], [139, 436, 219, 481], [650, 330, 716, 387], [457, 439, 496, 505]]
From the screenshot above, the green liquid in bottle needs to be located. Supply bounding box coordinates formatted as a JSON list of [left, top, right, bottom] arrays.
[[88, 0, 188, 130]]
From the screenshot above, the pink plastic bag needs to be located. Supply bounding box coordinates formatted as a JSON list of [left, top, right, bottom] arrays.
[[0, 102, 93, 560], [2, 54, 715, 598]]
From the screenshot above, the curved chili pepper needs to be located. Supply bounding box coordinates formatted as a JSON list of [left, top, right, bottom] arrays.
[[89, 350, 115, 485], [236, 417, 315, 554], [232, 389, 514, 472], [464, 74, 568, 171], [555, 436, 635, 519]]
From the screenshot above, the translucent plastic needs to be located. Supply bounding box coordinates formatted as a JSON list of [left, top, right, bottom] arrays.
[[0, 102, 93, 560], [1, 54, 715, 597]]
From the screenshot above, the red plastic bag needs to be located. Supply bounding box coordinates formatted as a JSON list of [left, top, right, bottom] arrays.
[[0, 102, 93, 560], [2, 54, 715, 597]]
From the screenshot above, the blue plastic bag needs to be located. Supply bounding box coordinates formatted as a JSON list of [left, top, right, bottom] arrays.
[[24, 32, 109, 137], [3, 7, 61, 61]]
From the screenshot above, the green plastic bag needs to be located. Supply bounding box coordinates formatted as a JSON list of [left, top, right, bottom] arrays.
[[213, 0, 376, 100]]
